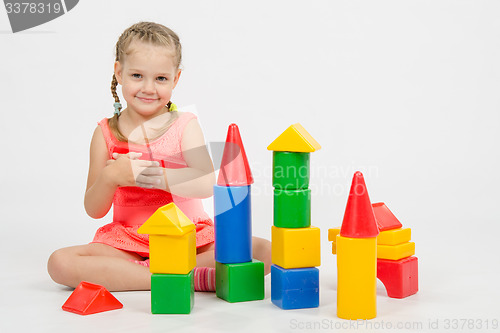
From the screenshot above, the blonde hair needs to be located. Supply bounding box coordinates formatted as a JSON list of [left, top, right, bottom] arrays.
[[110, 22, 182, 142]]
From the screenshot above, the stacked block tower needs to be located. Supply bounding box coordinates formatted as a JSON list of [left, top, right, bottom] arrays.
[[267, 123, 322, 310], [335, 172, 379, 320], [372, 202, 418, 298], [214, 123, 265, 303], [138, 203, 196, 314], [328, 174, 419, 318]]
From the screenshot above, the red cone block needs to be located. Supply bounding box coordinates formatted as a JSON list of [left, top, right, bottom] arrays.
[[340, 171, 379, 238], [217, 123, 254, 186], [62, 281, 123, 315], [372, 202, 403, 231]]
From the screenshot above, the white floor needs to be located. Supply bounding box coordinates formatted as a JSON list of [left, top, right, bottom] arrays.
[[2, 216, 499, 333]]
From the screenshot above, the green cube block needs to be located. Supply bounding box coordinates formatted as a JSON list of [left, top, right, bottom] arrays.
[[216, 259, 265, 303], [151, 270, 194, 314], [273, 151, 310, 190], [274, 188, 311, 228]]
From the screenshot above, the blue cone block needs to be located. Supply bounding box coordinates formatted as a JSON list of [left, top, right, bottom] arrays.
[[214, 185, 252, 263], [271, 264, 319, 310]]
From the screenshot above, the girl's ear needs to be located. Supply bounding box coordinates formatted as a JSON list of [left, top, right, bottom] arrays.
[[114, 61, 123, 84], [173, 69, 182, 89]]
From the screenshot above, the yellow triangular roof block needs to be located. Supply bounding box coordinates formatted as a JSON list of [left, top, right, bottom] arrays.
[[267, 123, 321, 152], [137, 203, 195, 236]]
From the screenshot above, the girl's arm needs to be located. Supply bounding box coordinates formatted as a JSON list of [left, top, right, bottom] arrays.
[[83, 126, 160, 218], [84, 126, 117, 219], [160, 118, 216, 198]]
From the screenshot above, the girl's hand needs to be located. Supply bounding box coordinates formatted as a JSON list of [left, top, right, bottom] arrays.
[[105, 153, 164, 188]]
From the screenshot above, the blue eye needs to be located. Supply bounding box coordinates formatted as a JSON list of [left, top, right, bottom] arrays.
[[132, 73, 142, 78], [157, 76, 167, 82]]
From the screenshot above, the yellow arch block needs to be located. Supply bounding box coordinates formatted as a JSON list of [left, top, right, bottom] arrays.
[[271, 226, 321, 269], [337, 235, 377, 320], [377, 228, 411, 245], [149, 230, 196, 274], [377, 242, 415, 260]]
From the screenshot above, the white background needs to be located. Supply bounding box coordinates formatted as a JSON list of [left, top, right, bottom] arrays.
[[1, 1, 499, 332]]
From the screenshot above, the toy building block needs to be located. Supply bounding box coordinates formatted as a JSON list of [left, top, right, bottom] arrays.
[[272, 226, 321, 269], [328, 228, 340, 253], [113, 146, 153, 161], [214, 185, 252, 263], [377, 242, 415, 260], [62, 281, 123, 315], [267, 123, 321, 152], [273, 151, 310, 190], [217, 123, 254, 186], [112, 146, 185, 169], [273, 188, 311, 228], [216, 260, 265, 303], [271, 265, 319, 309], [148, 231, 196, 274], [328, 227, 340, 242], [372, 202, 403, 231], [377, 256, 418, 298], [138, 203, 196, 274], [151, 271, 194, 314], [377, 228, 411, 245], [337, 172, 378, 320], [337, 235, 377, 320], [340, 172, 379, 239]]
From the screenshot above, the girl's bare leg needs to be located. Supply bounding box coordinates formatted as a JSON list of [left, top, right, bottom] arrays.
[[194, 236, 272, 275], [47, 243, 151, 292], [252, 237, 272, 275]]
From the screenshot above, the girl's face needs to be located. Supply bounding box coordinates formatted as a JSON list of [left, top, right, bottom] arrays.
[[115, 40, 181, 120]]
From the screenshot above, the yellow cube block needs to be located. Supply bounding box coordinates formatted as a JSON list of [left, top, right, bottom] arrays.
[[332, 242, 337, 254], [272, 226, 321, 269], [149, 230, 196, 274], [377, 242, 415, 260], [328, 227, 341, 242], [377, 228, 411, 245]]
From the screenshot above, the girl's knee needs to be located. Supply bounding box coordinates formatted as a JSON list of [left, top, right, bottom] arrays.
[[47, 248, 76, 286], [252, 237, 272, 275]]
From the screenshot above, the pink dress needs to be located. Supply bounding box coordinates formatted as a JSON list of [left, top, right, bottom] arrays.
[[92, 112, 215, 257]]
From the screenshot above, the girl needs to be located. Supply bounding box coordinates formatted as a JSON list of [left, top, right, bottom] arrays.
[[47, 22, 271, 292]]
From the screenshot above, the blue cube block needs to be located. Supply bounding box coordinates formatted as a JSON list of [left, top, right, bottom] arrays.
[[214, 185, 252, 263], [271, 264, 319, 309]]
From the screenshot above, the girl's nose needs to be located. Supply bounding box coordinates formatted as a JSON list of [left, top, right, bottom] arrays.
[[142, 80, 155, 93]]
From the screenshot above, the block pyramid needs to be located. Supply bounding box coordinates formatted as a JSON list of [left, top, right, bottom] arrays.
[[62, 281, 123, 315]]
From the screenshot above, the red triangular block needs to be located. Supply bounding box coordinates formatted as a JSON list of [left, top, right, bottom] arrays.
[[217, 123, 254, 186], [372, 202, 403, 231], [62, 281, 123, 315], [340, 171, 379, 238]]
